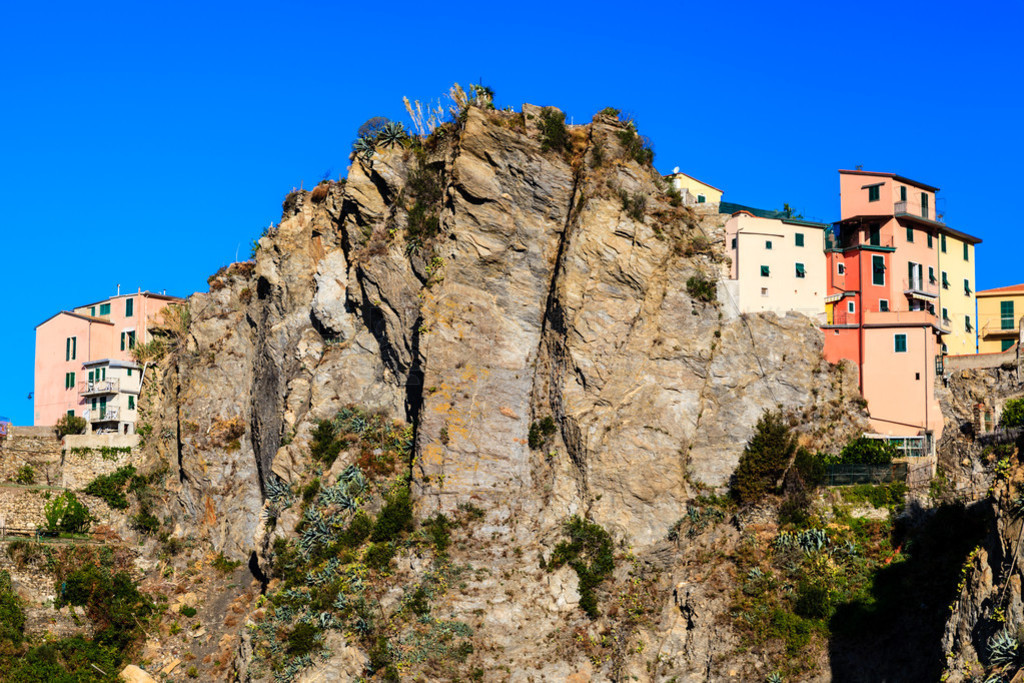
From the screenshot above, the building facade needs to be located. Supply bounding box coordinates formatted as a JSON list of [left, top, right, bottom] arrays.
[[34, 290, 181, 431], [723, 208, 827, 318], [665, 169, 723, 206], [977, 284, 1024, 353]]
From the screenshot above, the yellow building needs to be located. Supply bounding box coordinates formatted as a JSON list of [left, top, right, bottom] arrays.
[[937, 227, 981, 355], [977, 284, 1024, 353], [665, 168, 723, 205]]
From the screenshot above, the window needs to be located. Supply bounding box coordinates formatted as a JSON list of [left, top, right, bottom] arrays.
[[894, 333, 907, 353], [697, 194, 706, 203], [795, 233, 804, 247], [963, 243, 969, 261], [1003, 339, 1016, 352], [90, 306, 96, 317], [906, 226, 914, 242], [871, 255, 885, 286], [99, 303, 111, 316], [1001, 301, 1015, 329], [765, 240, 773, 250], [128, 331, 135, 349], [121, 332, 125, 351], [66, 336, 77, 361], [120, 331, 136, 351], [761, 265, 770, 277], [964, 279, 972, 296], [848, 301, 856, 314], [795, 263, 806, 278], [879, 299, 889, 312], [731, 238, 737, 249], [929, 267, 936, 284], [927, 233, 933, 248], [868, 185, 881, 202], [67, 410, 75, 418], [127, 368, 132, 377], [761, 287, 768, 297], [965, 315, 973, 332], [128, 396, 135, 410], [921, 192, 929, 219], [942, 271, 950, 289], [941, 234, 947, 253], [942, 307, 949, 321], [125, 298, 134, 317], [64, 372, 73, 389], [900, 186, 907, 201], [837, 263, 846, 275]]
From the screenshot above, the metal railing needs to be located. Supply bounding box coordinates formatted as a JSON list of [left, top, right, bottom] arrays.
[[894, 201, 940, 223], [826, 463, 909, 486], [79, 378, 120, 396], [85, 406, 120, 422], [827, 309, 857, 326], [982, 318, 1022, 337], [903, 278, 939, 298]]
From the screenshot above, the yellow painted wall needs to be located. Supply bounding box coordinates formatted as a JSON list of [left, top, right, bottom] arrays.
[[978, 290, 1024, 353], [938, 234, 978, 355], [668, 173, 723, 204]]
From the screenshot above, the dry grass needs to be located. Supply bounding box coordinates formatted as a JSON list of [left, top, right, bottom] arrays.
[[309, 182, 330, 203]]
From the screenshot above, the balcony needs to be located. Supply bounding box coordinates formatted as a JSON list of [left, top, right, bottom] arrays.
[[981, 318, 1022, 338], [79, 379, 120, 397], [903, 278, 939, 301], [86, 406, 120, 423], [894, 201, 943, 224], [863, 309, 943, 329]]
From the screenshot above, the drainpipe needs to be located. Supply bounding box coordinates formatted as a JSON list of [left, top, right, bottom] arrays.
[[857, 225, 865, 394]]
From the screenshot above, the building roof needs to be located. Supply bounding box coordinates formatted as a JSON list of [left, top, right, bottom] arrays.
[[82, 358, 140, 369], [838, 169, 940, 193], [665, 170, 723, 193], [35, 310, 115, 329], [75, 291, 183, 310], [977, 284, 1024, 296], [720, 201, 830, 228], [938, 224, 983, 245]]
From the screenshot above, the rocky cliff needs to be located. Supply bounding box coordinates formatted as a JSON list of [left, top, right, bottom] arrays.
[[131, 102, 869, 681]]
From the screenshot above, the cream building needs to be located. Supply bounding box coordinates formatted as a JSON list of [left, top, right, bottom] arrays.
[[723, 206, 827, 319], [665, 169, 723, 205], [937, 228, 981, 355], [977, 284, 1024, 353]]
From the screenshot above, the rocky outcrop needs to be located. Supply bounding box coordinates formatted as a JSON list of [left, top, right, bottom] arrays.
[[132, 102, 869, 681]]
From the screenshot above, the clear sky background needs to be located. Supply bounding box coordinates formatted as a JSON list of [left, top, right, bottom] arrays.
[[1, 1, 1022, 425]]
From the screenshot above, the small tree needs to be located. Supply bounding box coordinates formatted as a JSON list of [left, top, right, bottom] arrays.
[[837, 437, 898, 465], [730, 410, 797, 503], [44, 491, 93, 534], [1001, 398, 1024, 428], [55, 414, 86, 438]]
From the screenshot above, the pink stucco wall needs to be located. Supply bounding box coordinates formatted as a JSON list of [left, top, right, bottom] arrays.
[[861, 321, 943, 438], [839, 171, 937, 222]]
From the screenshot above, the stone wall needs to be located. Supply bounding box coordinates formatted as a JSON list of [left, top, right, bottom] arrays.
[[0, 542, 93, 638], [0, 486, 50, 531], [60, 448, 136, 491]]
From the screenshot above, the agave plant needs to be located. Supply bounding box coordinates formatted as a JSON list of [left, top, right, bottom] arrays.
[[376, 121, 408, 148], [266, 476, 293, 506], [766, 673, 784, 683], [747, 567, 765, 581], [988, 628, 1020, 666], [352, 136, 376, 162], [797, 528, 829, 554]]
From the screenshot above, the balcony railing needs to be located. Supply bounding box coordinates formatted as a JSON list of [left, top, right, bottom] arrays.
[[85, 407, 120, 423], [903, 278, 939, 299], [981, 318, 1022, 338], [79, 379, 120, 397], [894, 201, 942, 223]]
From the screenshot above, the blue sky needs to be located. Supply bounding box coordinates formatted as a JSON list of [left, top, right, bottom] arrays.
[[1, 1, 1022, 424]]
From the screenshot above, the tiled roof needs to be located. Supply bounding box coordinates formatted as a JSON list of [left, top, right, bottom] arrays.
[[977, 284, 1024, 296]]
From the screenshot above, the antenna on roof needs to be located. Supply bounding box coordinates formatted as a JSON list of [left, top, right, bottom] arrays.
[[117, 283, 121, 296], [855, 164, 863, 170]]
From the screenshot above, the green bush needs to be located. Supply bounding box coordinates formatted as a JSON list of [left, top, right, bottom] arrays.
[[337, 511, 373, 549], [179, 605, 197, 618], [55, 414, 86, 438], [285, 622, 321, 657], [15, 464, 35, 485], [55, 563, 153, 650], [1001, 398, 1024, 428], [83, 465, 137, 510], [686, 275, 717, 303], [211, 552, 242, 574], [44, 491, 93, 534], [364, 542, 396, 571], [130, 508, 160, 535], [616, 124, 654, 165], [538, 107, 569, 153], [310, 420, 342, 466], [547, 516, 614, 618], [835, 437, 898, 465], [0, 570, 26, 646], [528, 416, 557, 450], [793, 449, 826, 488], [371, 486, 414, 542], [730, 411, 797, 504], [794, 580, 831, 619], [422, 513, 451, 555]]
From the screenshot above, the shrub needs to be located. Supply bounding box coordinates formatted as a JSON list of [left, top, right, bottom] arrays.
[[0, 570, 26, 646], [130, 509, 160, 535], [1001, 398, 1024, 428], [55, 563, 153, 649], [794, 580, 831, 619], [371, 486, 414, 542], [364, 542, 396, 571], [597, 107, 621, 119], [55, 414, 86, 438], [616, 124, 654, 165], [15, 464, 35, 485], [44, 491, 93, 534], [211, 552, 242, 574], [793, 449, 826, 488], [538, 107, 569, 153], [422, 513, 451, 555], [730, 411, 797, 504], [686, 275, 717, 303], [337, 511, 373, 549], [310, 420, 342, 466], [547, 516, 614, 618], [528, 416, 557, 450], [179, 605, 197, 618], [83, 465, 137, 510], [836, 437, 898, 465], [285, 622, 321, 657]]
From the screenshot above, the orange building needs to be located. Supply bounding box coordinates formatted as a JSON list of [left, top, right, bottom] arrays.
[[34, 290, 181, 431], [821, 170, 976, 442]]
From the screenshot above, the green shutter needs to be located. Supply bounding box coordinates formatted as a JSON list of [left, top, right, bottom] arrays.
[[90, 306, 96, 317], [795, 233, 804, 247], [927, 233, 933, 248], [795, 263, 806, 277], [868, 185, 880, 201], [99, 303, 110, 316], [66, 338, 70, 361], [906, 227, 914, 242], [942, 272, 950, 288], [964, 279, 971, 295], [963, 243, 969, 261], [941, 234, 947, 253], [765, 240, 772, 250], [1001, 301, 1015, 329], [129, 396, 135, 410], [761, 265, 770, 277], [895, 334, 907, 353], [1003, 339, 1016, 351], [72, 337, 76, 360], [126, 298, 134, 317], [901, 186, 907, 201], [70, 372, 75, 387], [121, 332, 125, 351], [67, 410, 75, 418], [127, 368, 132, 377], [872, 255, 885, 286]]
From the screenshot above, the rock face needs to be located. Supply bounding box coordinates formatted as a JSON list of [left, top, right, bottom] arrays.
[[135, 103, 869, 680]]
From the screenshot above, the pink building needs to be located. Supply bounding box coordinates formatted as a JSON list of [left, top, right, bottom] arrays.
[[34, 290, 181, 431]]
